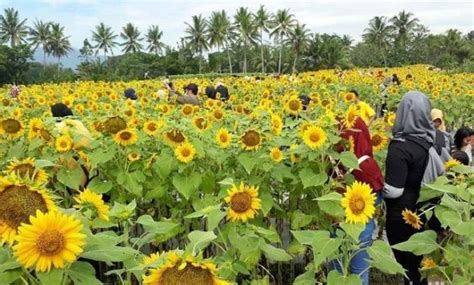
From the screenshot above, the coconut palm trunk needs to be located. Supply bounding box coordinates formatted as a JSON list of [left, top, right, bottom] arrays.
[[278, 46, 283, 74], [292, 52, 298, 73], [260, 30, 265, 73]]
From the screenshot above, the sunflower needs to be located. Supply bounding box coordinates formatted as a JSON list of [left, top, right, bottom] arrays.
[[74, 188, 110, 221], [103, 116, 127, 135], [290, 144, 300, 163], [128, 152, 141, 161], [402, 209, 423, 230], [241, 130, 262, 151], [55, 134, 73, 152], [143, 120, 163, 136], [5, 157, 48, 184], [270, 147, 283, 162], [141, 252, 161, 267], [421, 257, 437, 270], [371, 132, 388, 151], [270, 114, 283, 136], [341, 181, 376, 224], [343, 91, 356, 103], [302, 126, 327, 149], [384, 112, 396, 127], [114, 128, 138, 146], [444, 159, 460, 171], [215, 128, 231, 148], [13, 210, 86, 272], [163, 129, 187, 147], [181, 104, 195, 117], [28, 118, 44, 140], [224, 182, 261, 222], [344, 105, 359, 128], [212, 109, 224, 121], [285, 96, 302, 115], [0, 177, 56, 244], [0, 118, 23, 139], [175, 142, 196, 163], [193, 117, 210, 132], [143, 251, 229, 285]]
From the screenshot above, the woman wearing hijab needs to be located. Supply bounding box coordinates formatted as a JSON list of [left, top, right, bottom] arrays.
[[383, 91, 444, 285], [431, 108, 453, 152], [339, 117, 384, 285]]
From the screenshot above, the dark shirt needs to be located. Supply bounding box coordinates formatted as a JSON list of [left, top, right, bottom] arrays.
[[384, 139, 429, 221]]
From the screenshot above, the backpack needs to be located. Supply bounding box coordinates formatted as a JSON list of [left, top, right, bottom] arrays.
[[404, 136, 445, 186]]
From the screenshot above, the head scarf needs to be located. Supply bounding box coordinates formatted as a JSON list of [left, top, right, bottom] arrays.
[[51, 103, 73, 118], [393, 91, 435, 144], [431, 108, 446, 131], [340, 117, 384, 192]]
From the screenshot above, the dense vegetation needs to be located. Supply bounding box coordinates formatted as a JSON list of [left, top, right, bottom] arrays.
[[0, 6, 473, 85]]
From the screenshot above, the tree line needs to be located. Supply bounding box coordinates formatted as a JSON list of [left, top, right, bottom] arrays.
[[0, 6, 473, 84]]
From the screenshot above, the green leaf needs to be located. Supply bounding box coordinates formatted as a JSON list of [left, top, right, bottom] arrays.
[[451, 220, 474, 237], [299, 168, 327, 189], [172, 172, 202, 200], [340, 223, 364, 241], [451, 164, 474, 174], [136, 215, 180, 235], [87, 177, 113, 194], [260, 243, 292, 262], [316, 192, 345, 218], [154, 151, 178, 179], [89, 146, 115, 169], [0, 260, 20, 273], [37, 268, 64, 284], [120, 171, 145, 196], [238, 152, 257, 174], [291, 210, 313, 230], [250, 276, 270, 285], [435, 206, 461, 229], [339, 151, 359, 170], [327, 270, 362, 285], [69, 261, 101, 285], [187, 231, 217, 252], [260, 191, 273, 216], [207, 209, 226, 231], [217, 177, 234, 186], [293, 269, 316, 285], [81, 246, 137, 264], [57, 166, 84, 189], [0, 269, 22, 284], [392, 230, 438, 255], [253, 226, 281, 243], [312, 232, 342, 268], [367, 240, 406, 275], [232, 260, 250, 275], [291, 230, 321, 246], [34, 159, 55, 168]]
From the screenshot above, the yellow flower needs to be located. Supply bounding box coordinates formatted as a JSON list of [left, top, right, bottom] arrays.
[[143, 251, 230, 285], [0, 177, 56, 244], [0, 118, 23, 139], [5, 157, 48, 184], [302, 126, 327, 149], [384, 112, 396, 127], [341, 181, 376, 224], [224, 182, 261, 222], [163, 129, 187, 147], [215, 128, 231, 148], [270, 114, 283, 136], [421, 257, 437, 270], [141, 252, 160, 267], [13, 210, 86, 272], [343, 91, 356, 103], [143, 120, 163, 136], [212, 109, 224, 121], [181, 104, 195, 117], [55, 134, 73, 152], [402, 209, 423, 230], [444, 159, 460, 171], [285, 96, 302, 115], [193, 116, 210, 132], [290, 144, 300, 163], [74, 188, 110, 221], [128, 152, 141, 161], [103, 116, 127, 134], [371, 132, 388, 152], [175, 142, 196, 163], [240, 129, 262, 151], [114, 128, 138, 146], [344, 105, 359, 128], [270, 147, 283, 162]]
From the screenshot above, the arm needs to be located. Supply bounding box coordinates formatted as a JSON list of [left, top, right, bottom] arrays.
[[383, 143, 409, 199]]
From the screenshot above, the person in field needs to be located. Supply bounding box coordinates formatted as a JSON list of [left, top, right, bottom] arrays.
[[166, 82, 201, 106], [124, 88, 138, 100], [350, 90, 376, 127], [383, 91, 444, 285], [453, 126, 473, 166], [338, 116, 384, 285], [431, 108, 453, 152]]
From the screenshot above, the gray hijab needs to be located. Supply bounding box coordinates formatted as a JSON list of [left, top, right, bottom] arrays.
[[392, 91, 436, 144]]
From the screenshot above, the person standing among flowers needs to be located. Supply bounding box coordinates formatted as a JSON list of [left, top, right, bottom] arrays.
[[431, 108, 453, 152], [337, 116, 384, 285], [452, 126, 473, 166], [383, 91, 444, 285], [350, 90, 376, 127]]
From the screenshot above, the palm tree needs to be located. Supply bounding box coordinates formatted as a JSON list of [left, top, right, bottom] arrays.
[[286, 23, 311, 73], [254, 5, 271, 73], [234, 7, 258, 73], [443, 29, 464, 55], [184, 15, 209, 74], [79, 38, 94, 61], [146, 25, 165, 55], [29, 20, 51, 65], [91, 23, 118, 58], [219, 10, 235, 74], [0, 8, 28, 47], [47, 23, 72, 65], [363, 16, 393, 66], [390, 10, 419, 47], [207, 11, 229, 72], [120, 22, 143, 53], [270, 9, 296, 74]]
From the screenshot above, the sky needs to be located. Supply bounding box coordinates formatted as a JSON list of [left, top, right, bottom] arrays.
[[0, 0, 472, 53]]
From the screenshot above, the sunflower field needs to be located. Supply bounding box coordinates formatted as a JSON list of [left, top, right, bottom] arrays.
[[0, 65, 473, 285]]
